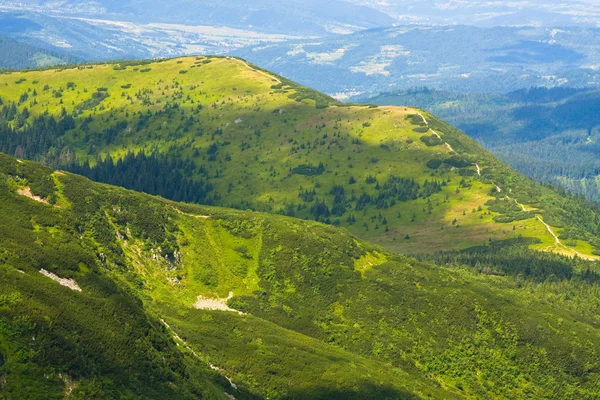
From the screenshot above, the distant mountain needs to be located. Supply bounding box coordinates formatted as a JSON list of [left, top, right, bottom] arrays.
[[0, 12, 157, 61], [347, 0, 600, 28], [3, 3, 600, 87], [0, 33, 77, 69], [7, 0, 600, 31], [235, 25, 600, 97], [0, 10, 329, 62]]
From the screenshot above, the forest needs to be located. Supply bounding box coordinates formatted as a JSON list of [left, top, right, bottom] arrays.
[[0, 34, 75, 70]]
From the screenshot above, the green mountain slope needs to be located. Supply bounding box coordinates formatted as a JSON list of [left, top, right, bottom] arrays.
[[360, 87, 600, 203], [0, 160, 233, 398], [1, 56, 600, 259], [2, 153, 600, 398]]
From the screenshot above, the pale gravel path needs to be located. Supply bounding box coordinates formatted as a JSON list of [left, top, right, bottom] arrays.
[[418, 113, 455, 153], [17, 187, 48, 204], [419, 112, 594, 259], [506, 196, 596, 260], [193, 292, 244, 315], [171, 206, 211, 219]]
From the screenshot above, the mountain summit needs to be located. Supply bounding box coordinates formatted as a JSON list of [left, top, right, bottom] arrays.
[[1, 56, 599, 258]]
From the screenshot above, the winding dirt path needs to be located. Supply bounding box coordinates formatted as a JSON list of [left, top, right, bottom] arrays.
[[171, 206, 211, 219], [419, 112, 595, 260], [418, 113, 455, 153], [536, 216, 560, 245], [505, 196, 595, 260]]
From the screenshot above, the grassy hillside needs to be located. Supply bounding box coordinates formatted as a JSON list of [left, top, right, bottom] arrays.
[[0, 56, 600, 259], [362, 87, 600, 203], [2, 153, 600, 398]]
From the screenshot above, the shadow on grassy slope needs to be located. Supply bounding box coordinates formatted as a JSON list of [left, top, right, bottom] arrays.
[[285, 384, 418, 400]]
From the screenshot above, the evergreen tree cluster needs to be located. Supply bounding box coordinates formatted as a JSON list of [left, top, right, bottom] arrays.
[[69, 151, 213, 204], [419, 238, 600, 283], [295, 175, 443, 223], [0, 104, 213, 205]]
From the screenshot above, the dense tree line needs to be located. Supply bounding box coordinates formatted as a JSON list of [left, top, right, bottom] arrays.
[[293, 175, 443, 223], [418, 238, 600, 283], [0, 112, 75, 164], [0, 104, 214, 204], [69, 151, 214, 204]]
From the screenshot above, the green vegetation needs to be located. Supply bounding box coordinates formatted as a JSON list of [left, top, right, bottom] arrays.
[[0, 56, 599, 259], [2, 153, 600, 398], [366, 87, 600, 204], [0, 35, 76, 71], [0, 154, 232, 399]]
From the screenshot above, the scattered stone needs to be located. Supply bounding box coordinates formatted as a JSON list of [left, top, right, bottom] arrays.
[[39, 269, 82, 292], [17, 187, 48, 204], [193, 292, 243, 315]]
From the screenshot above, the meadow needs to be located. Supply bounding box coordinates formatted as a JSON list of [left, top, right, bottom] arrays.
[[0, 57, 598, 259]]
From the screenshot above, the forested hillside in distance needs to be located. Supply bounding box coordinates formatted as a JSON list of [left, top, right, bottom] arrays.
[[0, 34, 75, 69], [3, 152, 600, 399], [2, 57, 600, 260], [363, 87, 600, 203]]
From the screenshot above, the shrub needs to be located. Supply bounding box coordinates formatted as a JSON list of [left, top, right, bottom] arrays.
[[420, 135, 444, 147], [292, 163, 325, 176], [459, 168, 476, 176], [444, 156, 473, 168], [426, 159, 443, 169]]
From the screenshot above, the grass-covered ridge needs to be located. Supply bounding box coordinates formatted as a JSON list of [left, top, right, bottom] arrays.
[[2, 153, 600, 398], [0, 56, 599, 258]]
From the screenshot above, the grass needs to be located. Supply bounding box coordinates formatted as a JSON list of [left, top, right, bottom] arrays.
[[1, 56, 598, 258], [2, 152, 600, 398]]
